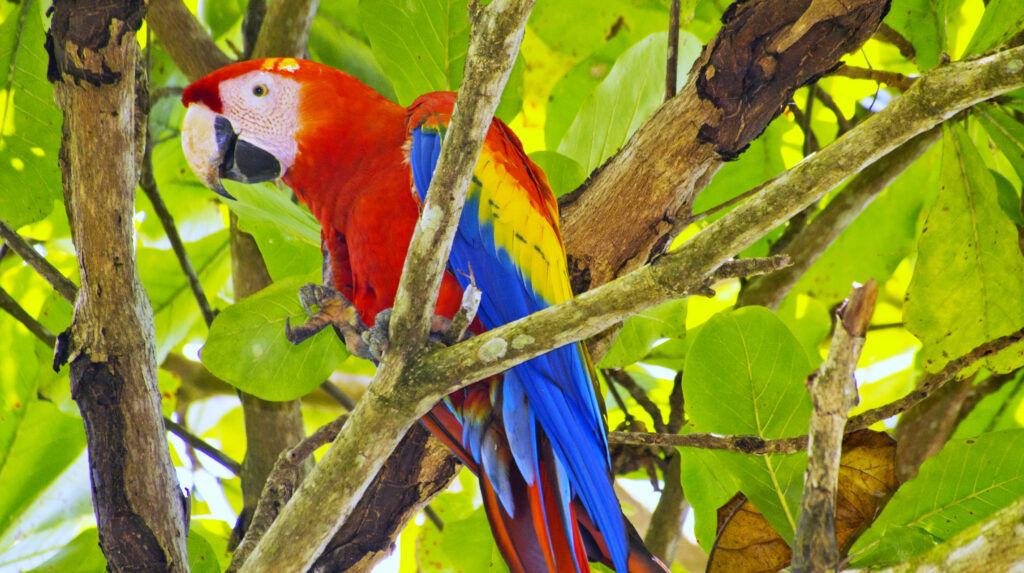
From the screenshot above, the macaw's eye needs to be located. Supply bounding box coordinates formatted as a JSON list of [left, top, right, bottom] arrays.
[[252, 85, 268, 97]]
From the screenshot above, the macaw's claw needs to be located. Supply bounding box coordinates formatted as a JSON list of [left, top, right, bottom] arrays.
[[362, 309, 392, 362], [285, 283, 375, 360]]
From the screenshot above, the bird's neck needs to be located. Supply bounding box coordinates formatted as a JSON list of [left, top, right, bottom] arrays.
[[283, 80, 411, 228]]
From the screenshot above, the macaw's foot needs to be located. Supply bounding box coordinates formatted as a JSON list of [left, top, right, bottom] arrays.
[[285, 283, 375, 360], [360, 283, 482, 361]]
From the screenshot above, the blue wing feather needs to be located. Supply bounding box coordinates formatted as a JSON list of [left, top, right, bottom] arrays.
[[411, 124, 627, 573]]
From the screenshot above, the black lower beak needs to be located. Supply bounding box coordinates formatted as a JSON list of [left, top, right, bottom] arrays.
[[213, 116, 282, 199]]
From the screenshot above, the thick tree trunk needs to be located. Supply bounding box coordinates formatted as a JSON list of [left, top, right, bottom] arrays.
[[48, 1, 188, 570]]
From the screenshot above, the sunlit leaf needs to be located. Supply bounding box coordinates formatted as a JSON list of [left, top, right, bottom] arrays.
[[309, 14, 397, 102], [0, 0, 62, 229], [953, 372, 1024, 438], [976, 103, 1024, 185], [188, 527, 221, 573], [600, 298, 686, 369], [528, 150, 585, 199], [905, 125, 1024, 374], [26, 528, 105, 573], [964, 0, 1024, 55], [202, 275, 348, 401], [683, 307, 814, 543], [557, 31, 701, 174], [850, 429, 1024, 566], [884, 0, 968, 70]]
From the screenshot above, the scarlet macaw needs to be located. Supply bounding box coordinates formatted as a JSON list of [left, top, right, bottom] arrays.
[[181, 57, 665, 573]]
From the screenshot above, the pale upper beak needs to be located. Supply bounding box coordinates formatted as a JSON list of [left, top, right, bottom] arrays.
[[181, 104, 282, 200]]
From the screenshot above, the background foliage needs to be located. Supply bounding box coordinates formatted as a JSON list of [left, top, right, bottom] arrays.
[[1, 0, 1024, 571]]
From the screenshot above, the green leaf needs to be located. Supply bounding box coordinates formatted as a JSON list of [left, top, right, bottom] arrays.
[[308, 11, 397, 102], [953, 373, 1024, 438], [530, 0, 668, 60], [188, 528, 222, 573], [683, 307, 814, 543], [557, 31, 701, 174], [200, 0, 243, 39], [0, 0, 63, 229], [964, 0, 1024, 55], [359, 0, 524, 120], [776, 294, 831, 368], [599, 298, 686, 368], [992, 169, 1024, 226], [138, 140, 225, 247], [850, 430, 1024, 566], [27, 528, 106, 573], [528, 150, 586, 198], [884, 0, 968, 70], [418, 484, 508, 572], [793, 139, 937, 305], [202, 275, 348, 401], [0, 400, 86, 538], [679, 448, 743, 552], [905, 125, 1024, 374], [223, 180, 321, 248], [976, 104, 1024, 185]]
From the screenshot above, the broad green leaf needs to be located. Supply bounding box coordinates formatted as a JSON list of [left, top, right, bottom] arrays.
[[528, 150, 585, 198], [976, 103, 1024, 185], [964, 0, 1024, 55], [530, 0, 668, 60], [0, 452, 92, 571], [793, 139, 937, 305], [850, 429, 1024, 566], [0, 400, 86, 539], [679, 448, 743, 552], [776, 294, 831, 368], [200, 0, 243, 39], [599, 298, 686, 368], [885, 0, 968, 70], [683, 307, 814, 543], [0, 0, 62, 229], [992, 169, 1024, 226], [359, 0, 524, 120], [953, 372, 1024, 438], [188, 528, 221, 573], [27, 528, 106, 573], [202, 275, 348, 401], [557, 31, 701, 174], [222, 178, 323, 281], [308, 15, 397, 102], [543, 21, 666, 150], [418, 483, 507, 572], [905, 125, 1024, 374], [138, 140, 225, 247], [0, 265, 47, 454]]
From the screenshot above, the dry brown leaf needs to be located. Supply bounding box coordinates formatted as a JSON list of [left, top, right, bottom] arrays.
[[707, 429, 898, 573]]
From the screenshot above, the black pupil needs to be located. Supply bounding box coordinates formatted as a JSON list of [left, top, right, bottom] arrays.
[[254, 86, 265, 96]]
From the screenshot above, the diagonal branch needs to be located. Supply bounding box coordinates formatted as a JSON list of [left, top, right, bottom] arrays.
[[237, 3, 535, 571], [0, 286, 57, 347], [0, 218, 78, 303]]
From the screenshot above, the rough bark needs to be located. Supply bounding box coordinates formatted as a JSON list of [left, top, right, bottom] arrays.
[[560, 0, 892, 292], [792, 282, 875, 572], [48, 1, 188, 570]]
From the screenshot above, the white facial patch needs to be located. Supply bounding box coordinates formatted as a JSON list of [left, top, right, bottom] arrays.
[[219, 71, 302, 172]]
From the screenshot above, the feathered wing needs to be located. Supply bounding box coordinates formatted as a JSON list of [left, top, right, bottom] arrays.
[[407, 93, 631, 573]]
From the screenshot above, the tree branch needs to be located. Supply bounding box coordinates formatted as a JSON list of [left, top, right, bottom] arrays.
[[252, 0, 320, 59], [164, 417, 242, 475], [832, 64, 917, 91], [0, 217, 78, 303], [609, 323, 1024, 455], [0, 286, 56, 347], [148, 0, 231, 80], [792, 281, 876, 573], [665, 0, 681, 102], [238, 3, 535, 571], [737, 127, 941, 309], [140, 136, 217, 327]]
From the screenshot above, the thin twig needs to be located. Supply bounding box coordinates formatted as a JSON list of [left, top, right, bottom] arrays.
[[0, 218, 78, 303], [609, 322, 1024, 454], [165, 416, 242, 475], [832, 64, 917, 91], [689, 179, 772, 223], [665, 0, 681, 102], [814, 86, 854, 134], [319, 381, 358, 411], [140, 137, 217, 327], [0, 286, 56, 347], [873, 23, 916, 64], [606, 368, 667, 434], [150, 86, 184, 103]]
